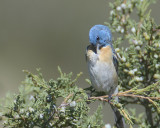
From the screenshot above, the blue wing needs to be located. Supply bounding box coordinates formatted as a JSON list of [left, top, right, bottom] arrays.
[[113, 53, 118, 74], [110, 44, 118, 74]]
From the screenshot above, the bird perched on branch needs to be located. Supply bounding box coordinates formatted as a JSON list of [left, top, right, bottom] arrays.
[[86, 24, 125, 128]]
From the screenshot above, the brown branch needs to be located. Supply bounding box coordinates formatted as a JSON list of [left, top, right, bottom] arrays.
[[90, 89, 160, 127], [90, 91, 160, 106], [58, 93, 74, 108], [63, 93, 73, 104]]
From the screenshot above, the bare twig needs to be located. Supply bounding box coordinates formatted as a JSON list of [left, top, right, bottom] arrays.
[[58, 93, 74, 108], [90, 92, 160, 103]]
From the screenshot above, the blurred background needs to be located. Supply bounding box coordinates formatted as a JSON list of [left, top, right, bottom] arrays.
[[0, 0, 159, 126]]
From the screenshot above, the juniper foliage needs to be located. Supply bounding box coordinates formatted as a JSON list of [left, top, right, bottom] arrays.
[[0, 68, 104, 128], [0, 0, 160, 128]]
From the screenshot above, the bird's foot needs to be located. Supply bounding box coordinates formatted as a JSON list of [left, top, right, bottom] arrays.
[[86, 87, 96, 104], [108, 94, 113, 104]]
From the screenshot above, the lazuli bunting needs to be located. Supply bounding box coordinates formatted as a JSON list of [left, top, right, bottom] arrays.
[[86, 25, 125, 128]]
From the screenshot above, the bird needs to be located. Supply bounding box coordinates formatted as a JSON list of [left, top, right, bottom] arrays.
[[86, 24, 125, 128]]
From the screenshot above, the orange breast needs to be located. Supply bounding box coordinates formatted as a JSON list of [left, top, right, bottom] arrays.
[[98, 45, 113, 63]]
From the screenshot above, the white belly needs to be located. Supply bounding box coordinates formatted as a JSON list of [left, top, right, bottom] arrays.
[[88, 60, 118, 95]]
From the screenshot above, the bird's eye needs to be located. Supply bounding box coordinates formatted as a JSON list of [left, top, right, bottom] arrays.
[[96, 36, 100, 41]]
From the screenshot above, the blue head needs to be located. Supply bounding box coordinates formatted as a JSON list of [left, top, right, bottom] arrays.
[[89, 25, 112, 48]]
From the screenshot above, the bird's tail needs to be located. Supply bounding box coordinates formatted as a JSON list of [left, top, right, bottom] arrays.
[[110, 103, 125, 128], [110, 87, 125, 128]]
